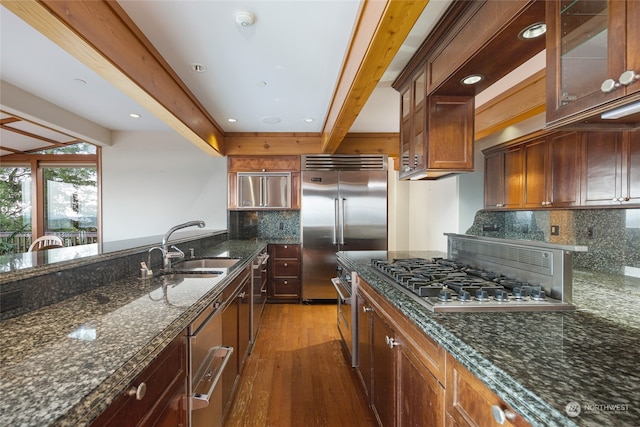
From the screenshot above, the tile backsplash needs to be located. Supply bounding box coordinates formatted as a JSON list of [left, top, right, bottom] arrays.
[[466, 208, 640, 275], [228, 210, 300, 241]]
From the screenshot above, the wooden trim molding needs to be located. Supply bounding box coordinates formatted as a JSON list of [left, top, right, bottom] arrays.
[[322, 0, 428, 154], [475, 69, 546, 140]]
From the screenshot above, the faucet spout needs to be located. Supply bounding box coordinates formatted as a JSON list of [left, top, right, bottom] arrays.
[[160, 220, 205, 270]]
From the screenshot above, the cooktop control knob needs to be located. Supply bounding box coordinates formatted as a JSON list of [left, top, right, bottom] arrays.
[[531, 289, 546, 300], [458, 290, 471, 301], [494, 289, 508, 301], [475, 289, 489, 301], [438, 289, 451, 301]]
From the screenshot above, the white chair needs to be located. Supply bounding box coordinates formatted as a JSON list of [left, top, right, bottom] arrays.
[[28, 235, 64, 252]]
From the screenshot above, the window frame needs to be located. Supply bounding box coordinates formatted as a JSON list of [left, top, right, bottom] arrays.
[[0, 149, 101, 245]]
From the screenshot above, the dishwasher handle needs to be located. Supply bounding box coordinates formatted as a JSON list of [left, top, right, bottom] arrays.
[[191, 345, 234, 410], [331, 277, 351, 305]]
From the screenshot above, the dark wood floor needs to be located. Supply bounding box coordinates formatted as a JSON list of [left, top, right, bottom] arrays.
[[225, 303, 377, 427]]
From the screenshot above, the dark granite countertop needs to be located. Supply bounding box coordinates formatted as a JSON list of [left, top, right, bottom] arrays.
[[337, 250, 640, 427], [0, 239, 267, 426]]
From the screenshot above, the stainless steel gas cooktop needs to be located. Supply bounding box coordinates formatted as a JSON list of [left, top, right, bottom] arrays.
[[368, 234, 587, 313]]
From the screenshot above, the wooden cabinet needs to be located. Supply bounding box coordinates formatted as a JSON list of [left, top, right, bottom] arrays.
[[484, 131, 587, 210], [91, 330, 187, 427], [581, 130, 640, 206], [268, 244, 301, 302], [522, 132, 581, 208], [546, 0, 640, 126], [371, 305, 396, 427], [398, 81, 474, 180], [483, 146, 523, 209], [356, 275, 446, 427], [228, 156, 301, 209], [446, 354, 530, 427], [356, 292, 373, 399]]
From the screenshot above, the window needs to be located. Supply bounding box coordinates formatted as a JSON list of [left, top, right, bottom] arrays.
[[0, 143, 99, 254]]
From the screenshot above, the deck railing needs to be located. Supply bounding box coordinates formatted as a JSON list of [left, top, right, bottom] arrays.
[[0, 232, 98, 254]]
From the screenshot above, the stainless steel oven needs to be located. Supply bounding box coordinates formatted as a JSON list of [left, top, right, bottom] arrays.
[[332, 259, 357, 367]]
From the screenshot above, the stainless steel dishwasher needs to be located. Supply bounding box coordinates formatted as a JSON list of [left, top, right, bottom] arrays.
[[188, 280, 238, 427]]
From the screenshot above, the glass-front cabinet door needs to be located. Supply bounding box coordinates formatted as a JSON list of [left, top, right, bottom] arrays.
[[546, 0, 639, 125], [398, 68, 427, 179], [399, 87, 412, 178]]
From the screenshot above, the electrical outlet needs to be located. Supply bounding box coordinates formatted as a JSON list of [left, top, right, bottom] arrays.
[[587, 227, 594, 238], [551, 225, 560, 236]]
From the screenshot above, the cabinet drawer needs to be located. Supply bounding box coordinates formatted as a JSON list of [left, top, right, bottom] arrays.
[[272, 260, 300, 277], [272, 278, 301, 297], [271, 244, 300, 259], [91, 331, 187, 426]]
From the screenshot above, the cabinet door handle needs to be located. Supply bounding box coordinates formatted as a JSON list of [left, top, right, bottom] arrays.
[[619, 70, 639, 86], [601, 78, 620, 93], [237, 292, 246, 299], [283, 262, 288, 267], [126, 382, 147, 401], [491, 405, 517, 425], [385, 335, 399, 349], [283, 280, 288, 285], [362, 306, 373, 313]]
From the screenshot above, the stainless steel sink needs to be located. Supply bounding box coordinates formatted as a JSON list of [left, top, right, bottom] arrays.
[[172, 257, 241, 271]]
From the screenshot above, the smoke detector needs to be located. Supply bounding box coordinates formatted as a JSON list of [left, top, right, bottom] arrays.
[[235, 11, 255, 27]]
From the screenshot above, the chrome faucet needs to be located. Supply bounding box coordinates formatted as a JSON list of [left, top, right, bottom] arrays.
[[160, 220, 205, 270]]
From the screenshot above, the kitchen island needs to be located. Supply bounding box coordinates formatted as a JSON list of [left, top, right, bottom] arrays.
[[338, 250, 640, 427], [0, 239, 267, 426]]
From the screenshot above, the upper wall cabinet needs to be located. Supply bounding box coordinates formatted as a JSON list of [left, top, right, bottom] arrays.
[[546, 0, 640, 127], [394, 0, 546, 180], [399, 66, 474, 180], [581, 130, 640, 206]]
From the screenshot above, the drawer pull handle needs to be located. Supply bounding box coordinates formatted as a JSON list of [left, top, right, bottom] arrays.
[[127, 382, 147, 401], [283, 263, 288, 267], [362, 306, 373, 313], [492, 405, 516, 425]]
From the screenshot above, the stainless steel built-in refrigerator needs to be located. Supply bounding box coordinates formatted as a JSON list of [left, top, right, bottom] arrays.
[[301, 155, 388, 301]]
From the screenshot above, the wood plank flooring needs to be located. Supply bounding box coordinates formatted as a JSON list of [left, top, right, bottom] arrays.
[[225, 303, 377, 427]]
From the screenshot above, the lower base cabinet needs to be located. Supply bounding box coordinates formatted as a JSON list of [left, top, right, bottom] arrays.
[[357, 275, 445, 427], [90, 330, 187, 427], [356, 274, 530, 427], [446, 354, 529, 427]]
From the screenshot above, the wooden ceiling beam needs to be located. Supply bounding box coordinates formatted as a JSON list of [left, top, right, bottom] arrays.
[[2, 0, 225, 156], [321, 0, 428, 154]]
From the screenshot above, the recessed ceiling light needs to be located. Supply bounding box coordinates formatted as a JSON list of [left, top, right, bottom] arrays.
[[519, 22, 546, 39], [304, 118, 315, 123], [227, 118, 238, 123], [129, 113, 141, 118], [461, 74, 483, 85], [261, 117, 281, 125], [190, 63, 207, 73]]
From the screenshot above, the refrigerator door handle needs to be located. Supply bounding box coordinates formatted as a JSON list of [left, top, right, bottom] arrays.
[[339, 198, 346, 245], [333, 198, 339, 244], [262, 176, 268, 207]]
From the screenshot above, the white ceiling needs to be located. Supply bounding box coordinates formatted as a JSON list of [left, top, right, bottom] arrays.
[[0, 0, 453, 150]]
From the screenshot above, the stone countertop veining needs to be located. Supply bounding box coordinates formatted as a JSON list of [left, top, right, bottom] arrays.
[[337, 250, 640, 427], [0, 239, 267, 427]]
